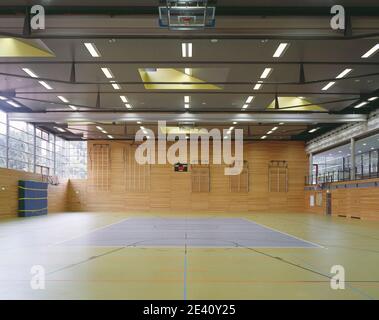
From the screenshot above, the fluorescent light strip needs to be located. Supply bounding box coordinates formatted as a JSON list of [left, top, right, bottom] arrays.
[[0, 96, 7, 100], [272, 127, 278, 131], [101, 67, 114, 79], [354, 101, 368, 109], [125, 104, 132, 109], [96, 126, 103, 131], [242, 104, 248, 109], [57, 96, 69, 103], [322, 81, 336, 91], [336, 68, 353, 79], [273, 43, 289, 58], [107, 135, 114, 139], [254, 82, 263, 90], [267, 131, 273, 134], [111, 82, 121, 90], [184, 96, 190, 103], [120, 96, 128, 103], [54, 127, 65, 133], [84, 43, 101, 58], [246, 96, 254, 103], [260, 68, 272, 79], [368, 97, 378, 101], [39, 81, 53, 90], [22, 68, 38, 78], [261, 135, 267, 139], [361, 44, 379, 58], [184, 103, 190, 109], [6, 101, 21, 108], [308, 127, 319, 133], [68, 105, 78, 111], [181, 43, 192, 58]]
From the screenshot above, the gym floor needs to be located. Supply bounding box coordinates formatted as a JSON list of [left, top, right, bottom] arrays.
[[0, 213, 378, 300]]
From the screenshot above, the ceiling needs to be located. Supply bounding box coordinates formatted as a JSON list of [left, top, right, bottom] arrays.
[[0, 1, 378, 141]]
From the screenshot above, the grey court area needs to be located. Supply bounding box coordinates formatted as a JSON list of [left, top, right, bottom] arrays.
[[62, 218, 319, 248]]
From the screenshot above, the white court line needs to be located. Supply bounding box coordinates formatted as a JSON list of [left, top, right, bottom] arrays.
[[52, 218, 130, 246], [241, 218, 324, 248]]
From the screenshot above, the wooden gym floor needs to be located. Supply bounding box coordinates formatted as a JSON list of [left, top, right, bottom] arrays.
[[0, 212, 378, 300]]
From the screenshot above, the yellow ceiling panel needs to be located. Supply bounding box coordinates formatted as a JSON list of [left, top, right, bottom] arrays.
[[138, 68, 221, 90], [0, 38, 55, 57], [267, 97, 326, 111]]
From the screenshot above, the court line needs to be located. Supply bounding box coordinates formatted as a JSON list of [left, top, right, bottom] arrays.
[[52, 217, 130, 246], [242, 217, 324, 248]]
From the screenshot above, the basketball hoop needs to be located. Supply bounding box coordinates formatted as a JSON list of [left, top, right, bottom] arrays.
[[159, 0, 216, 30], [42, 174, 60, 186]]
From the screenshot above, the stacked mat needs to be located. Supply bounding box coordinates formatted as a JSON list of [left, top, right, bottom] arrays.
[[18, 180, 48, 217]]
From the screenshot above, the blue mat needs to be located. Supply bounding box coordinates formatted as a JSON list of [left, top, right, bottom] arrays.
[[61, 218, 320, 248]]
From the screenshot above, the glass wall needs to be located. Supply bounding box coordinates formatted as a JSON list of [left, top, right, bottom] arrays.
[[0, 112, 87, 179], [312, 133, 379, 183], [0, 111, 6, 168]]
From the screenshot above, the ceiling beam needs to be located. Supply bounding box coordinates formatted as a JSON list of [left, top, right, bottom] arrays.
[[7, 112, 367, 124]]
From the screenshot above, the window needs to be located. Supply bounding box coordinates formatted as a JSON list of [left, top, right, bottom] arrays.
[[0, 117, 87, 178], [8, 121, 34, 172]]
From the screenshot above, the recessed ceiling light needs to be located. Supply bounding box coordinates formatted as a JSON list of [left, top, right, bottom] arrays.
[[22, 68, 38, 78], [260, 68, 273, 79], [181, 43, 192, 58], [140, 126, 145, 130], [273, 43, 289, 58], [254, 81, 263, 90], [101, 130, 108, 134], [322, 82, 336, 91], [242, 104, 248, 109], [137, 121, 142, 124], [246, 96, 254, 103], [6, 101, 21, 108], [261, 135, 267, 139], [68, 105, 78, 111], [298, 96, 305, 99], [336, 68, 353, 79], [363, 143, 367, 146], [368, 96, 378, 101], [184, 68, 192, 76], [371, 147, 375, 150], [0, 96, 7, 100], [279, 122, 284, 125], [125, 104, 132, 109], [308, 127, 320, 133], [120, 96, 128, 103], [39, 81, 53, 90], [101, 67, 114, 79], [361, 43, 379, 58], [267, 131, 273, 134], [57, 96, 69, 103], [229, 126, 234, 131], [96, 126, 103, 130], [184, 96, 190, 103], [184, 103, 190, 109], [272, 127, 278, 131], [233, 121, 238, 125], [224, 136, 228, 139], [84, 43, 101, 58], [107, 135, 114, 139], [354, 101, 368, 109]]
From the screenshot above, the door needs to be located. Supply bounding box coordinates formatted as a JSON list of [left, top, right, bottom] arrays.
[[326, 192, 332, 215]]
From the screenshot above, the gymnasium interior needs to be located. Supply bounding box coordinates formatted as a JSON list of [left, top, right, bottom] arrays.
[[0, 0, 379, 300]]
